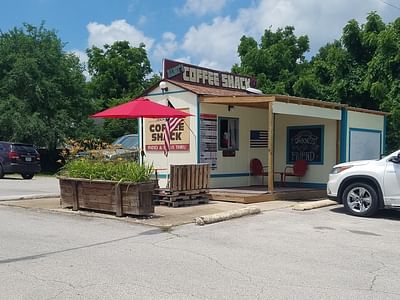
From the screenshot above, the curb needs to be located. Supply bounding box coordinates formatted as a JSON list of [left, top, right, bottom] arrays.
[[194, 206, 261, 225], [0, 193, 60, 202], [292, 199, 337, 211]]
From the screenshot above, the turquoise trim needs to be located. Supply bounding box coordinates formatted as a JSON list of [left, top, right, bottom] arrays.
[[211, 173, 249, 178], [147, 90, 187, 96], [383, 115, 387, 155], [348, 127, 382, 161], [277, 182, 327, 189], [286, 125, 324, 165], [155, 174, 169, 179], [197, 96, 200, 163], [340, 108, 348, 163]]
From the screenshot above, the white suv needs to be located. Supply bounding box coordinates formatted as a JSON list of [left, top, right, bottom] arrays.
[[327, 150, 400, 217]]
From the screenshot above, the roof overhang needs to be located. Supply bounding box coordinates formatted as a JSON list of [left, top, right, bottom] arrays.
[[200, 94, 344, 110], [200, 94, 389, 116]]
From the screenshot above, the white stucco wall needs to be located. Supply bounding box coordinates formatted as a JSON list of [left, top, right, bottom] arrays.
[[274, 114, 338, 185], [145, 83, 198, 187], [143, 85, 386, 189], [201, 103, 268, 188]]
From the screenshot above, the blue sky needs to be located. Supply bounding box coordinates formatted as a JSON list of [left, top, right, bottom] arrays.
[[1, 0, 398, 75]]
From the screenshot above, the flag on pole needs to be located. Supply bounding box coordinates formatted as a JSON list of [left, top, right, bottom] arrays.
[[164, 100, 182, 157]]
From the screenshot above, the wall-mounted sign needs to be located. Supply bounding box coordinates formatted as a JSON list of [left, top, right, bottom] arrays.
[[163, 59, 256, 91], [200, 113, 217, 169], [287, 125, 324, 164], [145, 109, 190, 152]]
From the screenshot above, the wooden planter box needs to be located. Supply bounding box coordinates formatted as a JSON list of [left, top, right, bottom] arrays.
[[58, 177, 155, 216]]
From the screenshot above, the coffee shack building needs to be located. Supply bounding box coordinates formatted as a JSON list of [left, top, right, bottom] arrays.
[[142, 59, 388, 198]]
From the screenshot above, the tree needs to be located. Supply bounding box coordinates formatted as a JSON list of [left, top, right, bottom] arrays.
[[0, 23, 93, 149], [86, 41, 156, 141], [301, 12, 399, 150], [232, 26, 309, 95], [367, 17, 400, 151]]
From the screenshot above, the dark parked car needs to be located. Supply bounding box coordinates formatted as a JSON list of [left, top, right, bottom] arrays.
[[0, 141, 41, 179]]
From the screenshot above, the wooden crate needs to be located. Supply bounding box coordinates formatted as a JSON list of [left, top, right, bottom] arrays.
[[154, 163, 211, 207], [169, 163, 210, 191], [59, 177, 156, 216]]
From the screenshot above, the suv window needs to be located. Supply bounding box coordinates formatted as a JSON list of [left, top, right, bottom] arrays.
[[12, 144, 36, 152]]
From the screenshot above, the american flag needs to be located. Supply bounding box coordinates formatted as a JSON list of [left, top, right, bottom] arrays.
[[164, 100, 182, 157], [250, 130, 268, 148]]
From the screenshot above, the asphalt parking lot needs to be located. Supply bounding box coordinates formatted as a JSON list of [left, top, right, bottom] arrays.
[[1, 203, 400, 299]]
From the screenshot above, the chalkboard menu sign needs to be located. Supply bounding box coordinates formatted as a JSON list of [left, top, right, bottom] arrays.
[[287, 125, 324, 164]]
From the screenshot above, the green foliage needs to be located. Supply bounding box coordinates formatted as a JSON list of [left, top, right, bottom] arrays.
[[87, 41, 152, 101], [86, 41, 155, 141], [59, 159, 153, 183], [0, 23, 94, 149], [307, 12, 400, 150], [232, 26, 309, 95], [234, 12, 399, 150]]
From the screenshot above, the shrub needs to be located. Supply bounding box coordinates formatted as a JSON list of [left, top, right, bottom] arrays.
[[58, 159, 154, 183]]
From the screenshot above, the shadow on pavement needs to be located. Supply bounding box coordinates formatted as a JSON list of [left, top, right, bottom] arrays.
[[329, 206, 400, 220]]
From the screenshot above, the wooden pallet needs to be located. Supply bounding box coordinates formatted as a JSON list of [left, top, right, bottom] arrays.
[[153, 163, 211, 207], [155, 195, 209, 207], [154, 188, 209, 197]]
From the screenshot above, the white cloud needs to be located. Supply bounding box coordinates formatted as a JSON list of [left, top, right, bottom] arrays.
[[87, 19, 154, 50], [72, 49, 88, 64], [177, 0, 229, 16], [138, 15, 147, 26], [182, 16, 245, 71], [174, 56, 192, 64], [179, 0, 397, 70], [237, 0, 395, 55], [153, 32, 179, 60], [70, 49, 90, 80]]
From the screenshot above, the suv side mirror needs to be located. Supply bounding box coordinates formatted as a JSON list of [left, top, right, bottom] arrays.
[[389, 153, 400, 164]]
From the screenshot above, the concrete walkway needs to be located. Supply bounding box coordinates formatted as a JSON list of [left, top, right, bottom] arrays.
[[0, 197, 337, 228]]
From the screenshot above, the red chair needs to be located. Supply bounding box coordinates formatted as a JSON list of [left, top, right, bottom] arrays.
[[280, 160, 308, 186], [250, 158, 268, 185]]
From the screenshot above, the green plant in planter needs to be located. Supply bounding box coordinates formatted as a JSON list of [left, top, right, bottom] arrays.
[[58, 159, 154, 183], [58, 138, 153, 183]]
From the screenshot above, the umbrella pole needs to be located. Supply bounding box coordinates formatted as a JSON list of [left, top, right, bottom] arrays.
[[141, 117, 145, 165]]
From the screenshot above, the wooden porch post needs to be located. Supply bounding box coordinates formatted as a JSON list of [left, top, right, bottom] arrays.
[[268, 102, 274, 191]]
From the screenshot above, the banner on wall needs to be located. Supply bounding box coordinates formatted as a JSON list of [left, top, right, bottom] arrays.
[[200, 113, 217, 169], [145, 109, 190, 152]]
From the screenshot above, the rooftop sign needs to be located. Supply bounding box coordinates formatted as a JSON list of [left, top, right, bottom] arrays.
[[163, 59, 256, 91]]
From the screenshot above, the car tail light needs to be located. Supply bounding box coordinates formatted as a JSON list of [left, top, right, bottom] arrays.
[[8, 151, 19, 160]]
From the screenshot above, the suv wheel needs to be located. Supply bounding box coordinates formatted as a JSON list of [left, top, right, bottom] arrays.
[[0, 164, 4, 179], [342, 182, 379, 217], [21, 173, 34, 180]]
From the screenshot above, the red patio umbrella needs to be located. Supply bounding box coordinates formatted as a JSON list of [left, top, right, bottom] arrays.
[[91, 97, 192, 163]]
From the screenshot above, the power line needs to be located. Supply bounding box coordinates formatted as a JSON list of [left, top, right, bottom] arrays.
[[378, 0, 400, 10]]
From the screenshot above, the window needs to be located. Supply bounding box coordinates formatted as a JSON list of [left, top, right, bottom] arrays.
[[218, 117, 239, 150]]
